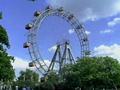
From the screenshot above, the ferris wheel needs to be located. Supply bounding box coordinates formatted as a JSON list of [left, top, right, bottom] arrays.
[[23, 6, 90, 76]]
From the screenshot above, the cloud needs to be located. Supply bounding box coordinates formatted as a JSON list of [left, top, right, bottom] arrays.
[[68, 29, 75, 34], [93, 44, 120, 60], [12, 57, 29, 70], [43, 60, 51, 67], [38, 60, 51, 68], [100, 29, 113, 34], [12, 57, 30, 77], [12, 57, 51, 69], [85, 31, 91, 35], [48, 45, 57, 52], [12, 57, 51, 77], [47, 0, 120, 22], [108, 17, 120, 27]]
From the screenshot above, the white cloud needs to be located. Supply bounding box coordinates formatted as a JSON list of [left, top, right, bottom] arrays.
[[43, 60, 51, 67], [85, 31, 91, 35], [11, 57, 30, 77], [12, 57, 29, 70], [12, 57, 51, 69], [100, 29, 113, 34], [48, 45, 57, 52], [68, 29, 75, 34], [12, 57, 51, 77], [108, 17, 120, 27], [38, 60, 51, 68], [93, 44, 120, 60], [47, 0, 120, 22]]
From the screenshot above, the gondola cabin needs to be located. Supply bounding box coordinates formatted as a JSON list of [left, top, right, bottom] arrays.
[[68, 14, 74, 20], [58, 7, 64, 12], [29, 62, 35, 67], [25, 23, 33, 30], [85, 51, 90, 55], [23, 42, 30, 48], [34, 11, 41, 17], [83, 38, 88, 42], [45, 6, 52, 10], [76, 25, 82, 29]]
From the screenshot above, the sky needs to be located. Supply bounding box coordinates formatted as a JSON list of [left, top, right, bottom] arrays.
[[0, 0, 120, 77]]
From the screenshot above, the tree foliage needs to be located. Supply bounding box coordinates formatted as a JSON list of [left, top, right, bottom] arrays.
[[32, 57, 120, 90], [0, 51, 15, 81], [16, 69, 39, 88], [0, 12, 2, 19], [0, 16, 15, 82], [39, 81, 55, 90], [0, 25, 10, 50], [47, 72, 59, 85], [62, 57, 120, 89], [36, 72, 58, 90]]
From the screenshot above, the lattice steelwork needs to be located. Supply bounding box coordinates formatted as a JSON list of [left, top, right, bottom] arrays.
[[24, 6, 90, 76], [47, 41, 75, 75]]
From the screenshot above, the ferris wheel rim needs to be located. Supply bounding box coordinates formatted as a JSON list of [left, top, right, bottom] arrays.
[[26, 7, 90, 75]]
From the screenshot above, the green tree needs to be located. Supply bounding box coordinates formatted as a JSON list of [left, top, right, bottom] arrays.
[[37, 72, 58, 90], [17, 69, 39, 88], [0, 14, 15, 82], [62, 57, 120, 90], [39, 81, 55, 90], [0, 51, 15, 81], [47, 72, 59, 85], [0, 25, 10, 50], [0, 12, 2, 19]]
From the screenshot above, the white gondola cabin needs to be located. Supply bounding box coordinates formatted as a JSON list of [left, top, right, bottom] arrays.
[[25, 23, 33, 30], [34, 11, 41, 17]]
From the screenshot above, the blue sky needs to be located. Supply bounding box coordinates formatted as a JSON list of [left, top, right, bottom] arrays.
[[0, 0, 120, 76]]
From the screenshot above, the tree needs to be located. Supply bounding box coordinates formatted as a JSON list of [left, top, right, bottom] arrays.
[[17, 69, 39, 88], [0, 25, 10, 50], [62, 57, 120, 90], [0, 15, 15, 82], [47, 72, 59, 85], [37, 72, 58, 90], [39, 81, 55, 90], [0, 51, 15, 81], [0, 12, 2, 19]]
